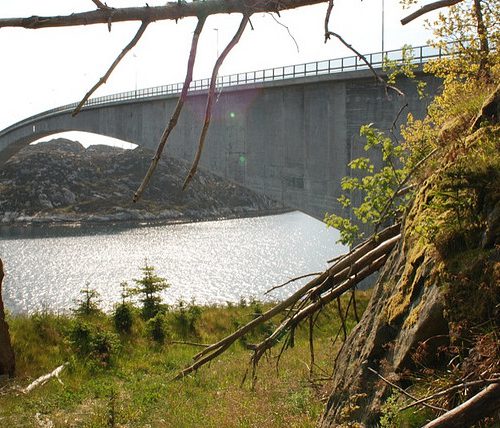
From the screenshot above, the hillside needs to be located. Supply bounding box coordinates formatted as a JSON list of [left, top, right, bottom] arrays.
[[0, 139, 281, 224]]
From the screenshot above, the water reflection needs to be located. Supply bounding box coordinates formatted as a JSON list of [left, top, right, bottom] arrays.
[[0, 212, 347, 314]]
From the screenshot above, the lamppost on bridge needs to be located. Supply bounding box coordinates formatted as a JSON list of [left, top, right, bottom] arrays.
[[381, 0, 385, 54]]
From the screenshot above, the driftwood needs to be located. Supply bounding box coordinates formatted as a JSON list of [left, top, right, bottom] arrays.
[[174, 223, 401, 380], [22, 363, 68, 394], [422, 382, 500, 428]]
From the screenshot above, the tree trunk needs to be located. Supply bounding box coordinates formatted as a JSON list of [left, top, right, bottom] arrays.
[[0, 259, 15, 378]]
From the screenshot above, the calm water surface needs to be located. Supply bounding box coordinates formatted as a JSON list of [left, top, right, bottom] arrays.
[[0, 212, 346, 313]]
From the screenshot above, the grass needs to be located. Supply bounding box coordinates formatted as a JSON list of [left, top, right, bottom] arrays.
[[0, 293, 370, 427]]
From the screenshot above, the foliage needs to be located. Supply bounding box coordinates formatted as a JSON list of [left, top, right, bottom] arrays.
[[379, 393, 433, 428], [67, 320, 120, 366], [146, 312, 168, 344], [113, 303, 134, 334], [128, 261, 170, 320], [72, 283, 102, 317], [170, 299, 202, 338], [324, 124, 413, 245], [325, 0, 499, 247]]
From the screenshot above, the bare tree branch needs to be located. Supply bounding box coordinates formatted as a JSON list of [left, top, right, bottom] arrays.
[[325, 31, 405, 97], [367, 367, 447, 412], [268, 13, 300, 53], [72, 20, 149, 117], [0, 0, 326, 30], [265, 272, 322, 295], [182, 14, 250, 190], [401, 0, 465, 26], [423, 382, 500, 428], [91, 0, 110, 10], [133, 16, 207, 203]]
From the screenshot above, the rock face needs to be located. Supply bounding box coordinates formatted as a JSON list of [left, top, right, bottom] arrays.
[[0, 259, 15, 378], [319, 89, 500, 426], [0, 139, 281, 224]]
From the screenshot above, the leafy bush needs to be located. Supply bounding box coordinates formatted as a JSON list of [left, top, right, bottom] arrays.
[[67, 320, 120, 366], [113, 303, 134, 334], [146, 313, 168, 344], [171, 300, 202, 338]]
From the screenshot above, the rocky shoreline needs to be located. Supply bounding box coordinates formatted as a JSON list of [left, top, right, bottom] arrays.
[[0, 138, 283, 226]]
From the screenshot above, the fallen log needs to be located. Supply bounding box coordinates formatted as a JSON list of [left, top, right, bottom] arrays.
[[22, 363, 68, 394]]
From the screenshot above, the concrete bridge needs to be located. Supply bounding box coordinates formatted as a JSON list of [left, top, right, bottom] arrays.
[[0, 45, 442, 220]]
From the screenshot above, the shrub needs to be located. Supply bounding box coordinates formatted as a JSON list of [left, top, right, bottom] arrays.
[[171, 300, 202, 338], [146, 313, 168, 344], [67, 320, 120, 366], [113, 303, 134, 334], [72, 283, 102, 316]]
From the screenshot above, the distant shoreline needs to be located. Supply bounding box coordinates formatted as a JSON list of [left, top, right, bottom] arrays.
[[0, 207, 294, 230]]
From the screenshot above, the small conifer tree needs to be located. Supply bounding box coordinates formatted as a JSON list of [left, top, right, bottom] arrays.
[[129, 261, 170, 320]]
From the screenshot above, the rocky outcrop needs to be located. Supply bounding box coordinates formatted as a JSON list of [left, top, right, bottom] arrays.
[[320, 96, 500, 426], [0, 259, 15, 378], [0, 139, 281, 224]]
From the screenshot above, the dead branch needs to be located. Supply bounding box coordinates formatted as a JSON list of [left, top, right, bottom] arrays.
[[133, 16, 206, 202], [422, 382, 500, 428], [265, 272, 322, 295], [325, 31, 404, 97], [244, 254, 391, 384], [22, 363, 68, 394], [401, 0, 465, 26], [170, 340, 210, 348], [182, 14, 250, 190], [400, 378, 500, 411], [193, 223, 400, 363], [0, 0, 326, 30], [91, 0, 110, 10], [73, 20, 149, 116], [174, 224, 401, 380], [268, 13, 299, 53], [367, 367, 447, 413]]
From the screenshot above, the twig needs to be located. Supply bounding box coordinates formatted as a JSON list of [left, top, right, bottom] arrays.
[[367, 367, 447, 412], [268, 13, 299, 53], [308, 315, 315, 378], [401, 0, 465, 26], [265, 272, 322, 295], [91, 0, 110, 10], [22, 363, 68, 394], [325, 31, 404, 97], [133, 16, 206, 202], [170, 340, 210, 348], [422, 382, 500, 428], [400, 378, 500, 411], [324, 0, 334, 42], [183, 14, 250, 190], [336, 297, 347, 340], [72, 20, 149, 116]]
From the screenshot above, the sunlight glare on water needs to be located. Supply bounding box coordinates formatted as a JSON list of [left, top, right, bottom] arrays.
[[0, 212, 347, 314]]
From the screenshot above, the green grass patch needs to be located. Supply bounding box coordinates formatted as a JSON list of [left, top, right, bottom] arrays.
[[1, 292, 370, 427]]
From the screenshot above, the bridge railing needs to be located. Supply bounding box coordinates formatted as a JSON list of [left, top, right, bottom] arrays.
[[1, 44, 447, 137]]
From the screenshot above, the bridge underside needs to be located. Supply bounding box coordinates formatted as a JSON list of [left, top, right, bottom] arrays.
[[0, 71, 440, 220]]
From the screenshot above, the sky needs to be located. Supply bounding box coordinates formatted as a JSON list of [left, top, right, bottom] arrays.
[[0, 0, 438, 146]]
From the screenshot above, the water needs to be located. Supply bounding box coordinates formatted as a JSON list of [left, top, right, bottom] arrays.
[[0, 212, 347, 314]]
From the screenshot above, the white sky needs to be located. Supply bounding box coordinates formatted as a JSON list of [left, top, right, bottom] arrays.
[[0, 0, 437, 145]]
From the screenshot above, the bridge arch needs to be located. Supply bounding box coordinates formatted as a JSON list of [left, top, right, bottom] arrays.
[[0, 48, 442, 220]]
